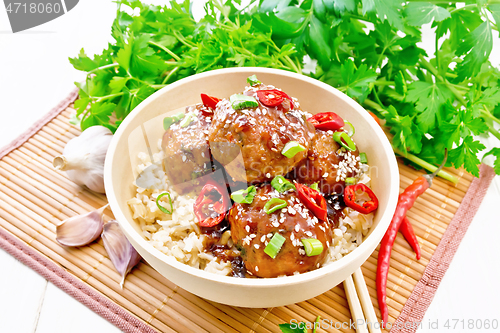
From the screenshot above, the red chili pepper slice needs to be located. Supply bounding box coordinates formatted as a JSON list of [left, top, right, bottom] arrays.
[[296, 183, 327, 221], [257, 89, 294, 109], [343, 183, 379, 214], [200, 93, 221, 110], [193, 180, 230, 227], [307, 112, 345, 131]]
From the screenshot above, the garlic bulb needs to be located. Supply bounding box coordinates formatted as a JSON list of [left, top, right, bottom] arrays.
[[101, 220, 142, 288], [53, 126, 113, 193], [56, 204, 108, 247]]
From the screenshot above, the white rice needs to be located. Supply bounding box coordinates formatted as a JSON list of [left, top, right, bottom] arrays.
[[128, 141, 374, 276]]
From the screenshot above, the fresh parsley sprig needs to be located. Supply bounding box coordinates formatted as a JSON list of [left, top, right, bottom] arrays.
[[69, 0, 500, 178]]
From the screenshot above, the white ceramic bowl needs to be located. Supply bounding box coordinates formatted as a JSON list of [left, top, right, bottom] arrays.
[[104, 67, 399, 308]]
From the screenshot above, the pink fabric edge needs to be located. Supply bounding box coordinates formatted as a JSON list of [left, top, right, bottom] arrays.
[[0, 90, 159, 333], [0, 89, 79, 160], [390, 164, 496, 333], [0, 90, 495, 333]]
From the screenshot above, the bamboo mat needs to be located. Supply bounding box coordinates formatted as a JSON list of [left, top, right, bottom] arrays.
[[0, 94, 494, 333]]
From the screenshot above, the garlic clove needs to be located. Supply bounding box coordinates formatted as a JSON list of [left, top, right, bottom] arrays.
[[53, 125, 113, 194], [101, 220, 141, 288], [56, 204, 108, 247]]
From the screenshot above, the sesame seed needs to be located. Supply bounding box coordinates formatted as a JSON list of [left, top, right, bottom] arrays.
[[254, 244, 260, 249], [201, 152, 205, 158], [290, 233, 295, 241], [260, 235, 266, 242], [182, 155, 187, 162], [305, 231, 313, 237], [250, 234, 256, 238], [295, 225, 300, 232], [266, 173, 271, 178], [245, 225, 250, 232], [272, 221, 280, 228], [255, 266, 259, 272]]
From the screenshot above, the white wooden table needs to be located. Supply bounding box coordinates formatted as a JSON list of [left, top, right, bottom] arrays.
[[0, 1, 499, 332]]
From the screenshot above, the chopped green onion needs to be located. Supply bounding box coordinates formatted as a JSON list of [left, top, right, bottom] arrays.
[[344, 120, 355, 137], [359, 152, 368, 164], [309, 183, 319, 191], [180, 112, 194, 128], [264, 233, 286, 259], [163, 111, 185, 130], [281, 141, 306, 158], [345, 177, 356, 185], [230, 94, 259, 110], [247, 74, 261, 86], [156, 192, 173, 214], [333, 131, 356, 151], [301, 238, 324, 256], [231, 186, 256, 204], [271, 176, 296, 193], [263, 198, 287, 214]]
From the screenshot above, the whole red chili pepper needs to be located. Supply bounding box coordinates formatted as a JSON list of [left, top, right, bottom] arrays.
[[377, 150, 448, 328], [200, 93, 221, 110], [257, 89, 294, 109], [295, 183, 327, 221], [399, 216, 421, 260], [344, 183, 379, 214], [193, 180, 230, 227], [307, 112, 345, 131]]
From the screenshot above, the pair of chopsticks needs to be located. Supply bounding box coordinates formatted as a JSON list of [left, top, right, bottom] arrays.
[[343, 268, 382, 333]]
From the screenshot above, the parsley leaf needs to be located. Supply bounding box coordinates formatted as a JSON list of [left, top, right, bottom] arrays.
[[484, 148, 500, 175], [455, 21, 493, 81], [405, 2, 451, 27], [278, 322, 308, 333], [449, 136, 485, 177], [339, 59, 377, 102], [406, 81, 453, 131]]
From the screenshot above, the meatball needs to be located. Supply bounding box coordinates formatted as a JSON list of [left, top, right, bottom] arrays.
[[288, 129, 360, 195], [162, 104, 214, 194], [208, 86, 315, 184], [228, 184, 333, 278]]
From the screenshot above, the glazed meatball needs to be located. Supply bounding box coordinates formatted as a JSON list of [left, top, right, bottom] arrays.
[[208, 85, 315, 184], [162, 104, 214, 194], [228, 184, 333, 278], [289, 129, 360, 195]]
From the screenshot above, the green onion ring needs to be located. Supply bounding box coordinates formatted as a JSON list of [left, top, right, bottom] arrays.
[[263, 198, 287, 214], [156, 192, 173, 214], [333, 131, 356, 151]]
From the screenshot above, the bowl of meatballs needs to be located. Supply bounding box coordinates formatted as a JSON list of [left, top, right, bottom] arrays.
[[104, 67, 399, 307]]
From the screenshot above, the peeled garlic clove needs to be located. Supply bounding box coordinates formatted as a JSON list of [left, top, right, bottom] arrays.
[[101, 220, 141, 288], [56, 205, 108, 247]]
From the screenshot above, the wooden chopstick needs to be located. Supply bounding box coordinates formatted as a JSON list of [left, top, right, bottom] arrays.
[[343, 275, 369, 333], [354, 268, 382, 333]]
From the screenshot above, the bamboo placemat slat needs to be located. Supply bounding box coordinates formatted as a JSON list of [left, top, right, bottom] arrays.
[[0, 104, 478, 333]]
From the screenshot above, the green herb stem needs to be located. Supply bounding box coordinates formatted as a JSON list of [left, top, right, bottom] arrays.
[[162, 67, 179, 85], [87, 63, 119, 75], [393, 147, 459, 184], [418, 55, 466, 107], [94, 92, 124, 103], [148, 41, 181, 61], [485, 122, 500, 141], [481, 107, 500, 126]]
